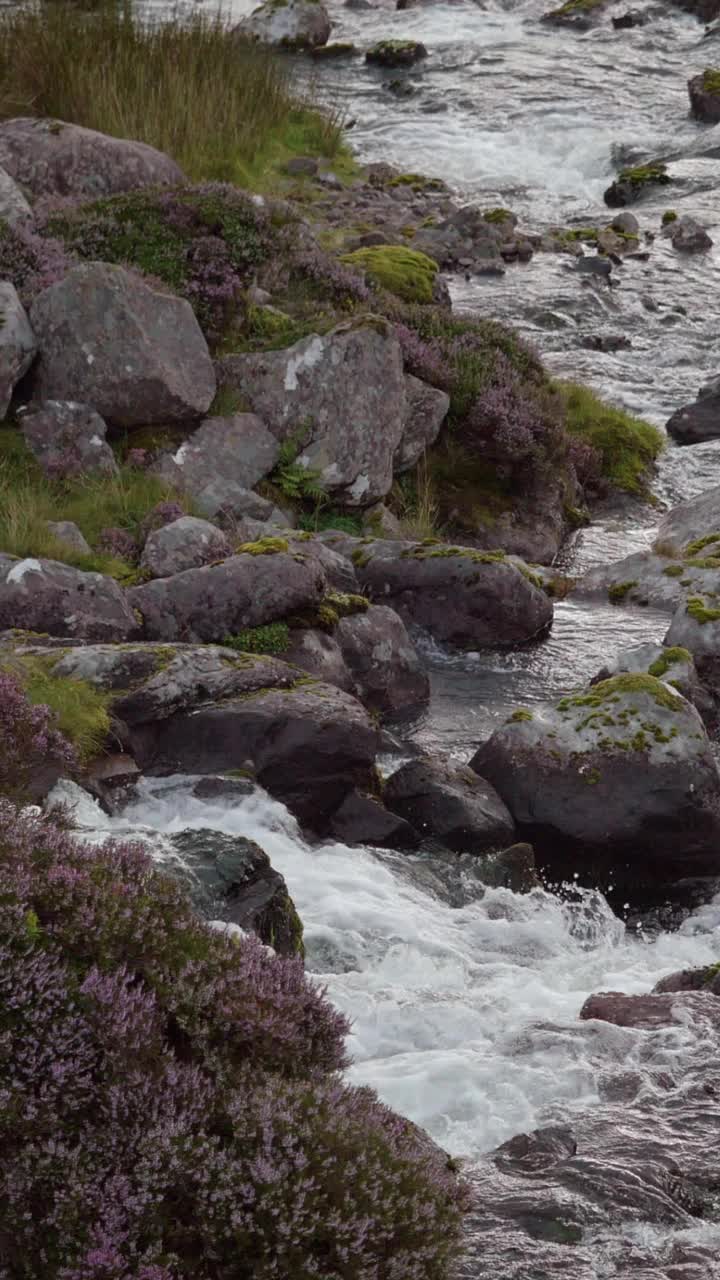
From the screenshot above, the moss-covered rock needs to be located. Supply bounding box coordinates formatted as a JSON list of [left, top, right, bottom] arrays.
[[604, 162, 671, 208], [365, 40, 428, 67], [340, 245, 439, 304]]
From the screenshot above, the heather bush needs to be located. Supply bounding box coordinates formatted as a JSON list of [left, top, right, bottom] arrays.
[[0, 670, 76, 801], [0, 804, 468, 1278], [0, 219, 71, 304]]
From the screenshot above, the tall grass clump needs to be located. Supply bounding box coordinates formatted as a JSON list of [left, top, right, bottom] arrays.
[[0, 5, 345, 187], [559, 381, 664, 494], [0, 802, 469, 1279]]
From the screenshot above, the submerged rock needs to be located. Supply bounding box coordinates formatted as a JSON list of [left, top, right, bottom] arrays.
[[470, 673, 720, 893], [666, 379, 720, 444], [168, 828, 303, 956], [0, 117, 185, 198], [581, 988, 720, 1029], [237, 0, 331, 48], [0, 554, 138, 641], [665, 213, 713, 252], [30, 263, 216, 427], [366, 40, 428, 66], [384, 758, 515, 853]]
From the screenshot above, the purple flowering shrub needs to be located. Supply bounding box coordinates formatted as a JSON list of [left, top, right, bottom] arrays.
[[0, 671, 76, 801], [0, 804, 468, 1279], [40, 184, 277, 345], [97, 526, 140, 564], [0, 220, 72, 304]]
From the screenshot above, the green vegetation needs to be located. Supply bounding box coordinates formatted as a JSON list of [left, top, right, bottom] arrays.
[[390, 462, 441, 541], [647, 647, 691, 679], [687, 595, 720, 624], [236, 536, 289, 556], [662, 210, 678, 226], [298, 510, 364, 536], [271, 434, 327, 504], [289, 591, 369, 632], [559, 382, 664, 493], [483, 208, 515, 224], [2, 653, 111, 762], [388, 174, 446, 192], [558, 673, 684, 715], [208, 386, 247, 418], [608, 580, 637, 603], [507, 708, 533, 722], [222, 623, 290, 655], [684, 532, 720, 556], [340, 246, 438, 304], [0, 5, 345, 190], [662, 564, 684, 577], [0, 426, 188, 579], [544, 0, 606, 18], [618, 163, 669, 187], [702, 67, 720, 94]]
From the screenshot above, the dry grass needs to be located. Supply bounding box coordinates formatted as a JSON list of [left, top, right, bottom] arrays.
[[0, 5, 345, 187], [392, 458, 441, 541]]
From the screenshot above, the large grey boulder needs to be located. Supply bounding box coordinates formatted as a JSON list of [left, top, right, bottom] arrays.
[[281, 629, 355, 692], [384, 758, 514, 853], [238, 0, 331, 48], [20, 400, 118, 479], [152, 415, 280, 517], [328, 788, 419, 850], [139, 516, 231, 579], [0, 555, 138, 641], [0, 164, 32, 225], [128, 541, 326, 641], [166, 829, 303, 956], [655, 483, 720, 552], [29, 263, 215, 427], [216, 317, 407, 506], [0, 282, 36, 417], [130, 680, 379, 828], [351, 539, 552, 648], [394, 375, 450, 472], [0, 117, 185, 198], [666, 381, 720, 445], [470, 674, 720, 889], [335, 603, 429, 715]]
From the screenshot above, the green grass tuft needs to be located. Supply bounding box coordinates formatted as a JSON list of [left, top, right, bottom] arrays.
[[222, 623, 290, 655], [558, 382, 664, 494], [2, 654, 111, 763], [340, 246, 438, 304], [647, 647, 691, 679]]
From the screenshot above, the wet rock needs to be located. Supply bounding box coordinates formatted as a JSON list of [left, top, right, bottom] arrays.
[[366, 40, 428, 66], [478, 842, 540, 892], [576, 254, 612, 278], [666, 382, 720, 444], [282, 628, 355, 692], [493, 1125, 577, 1174], [351, 539, 553, 649], [394, 374, 450, 472], [168, 829, 303, 956], [83, 752, 140, 813], [688, 69, 720, 121], [29, 263, 216, 427], [579, 333, 631, 352], [0, 117, 185, 199], [310, 41, 359, 59], [655, 481, 720, 548], [328, 788, 420, 848], [667, 214, 713, 252], [0, 164, 32, 225], [335, 603, 429, 715], [128, 547, 326, 643], [0, 282, 36, 417], [470, 673, 720, 892], [151, 414, 280, 517], [216, 317, 407, 506], [46, 521, 91, 557], [604, 162, 671, 207], [237, 0, 331, 48], [131, 680, 379, 829], [612, 10, 648, 26], [542, 0, 615, 26], [20, 400, 118, 479], [413, 207, 505, 274], [385, 758, 515, 853], [653, 965, 720, 994], [575, 546, 720, 612], [581, 989, 720, 1029], [139, 516, 231, 580], [0, 555, 138, 641]]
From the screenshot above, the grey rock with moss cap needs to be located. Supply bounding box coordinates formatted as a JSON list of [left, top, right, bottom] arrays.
[[151, 414, 280, 516], [29, 263, 216, 427], [350, 539, 552, 648], [688, 71, 720, 122], [0, 554, 138, 641], [130, 679, 379, 829], [335, 604, 429, 715], [593, 641, 714, 723], [664, 596, 720, 690], [394, 375, 450, 472], [216, 317, 407, 506], [385, 758, 514, 854], [128, 541, 326, 643], [471, 674, 720, 887], [655, 483, 720, 551], [366, 40, 428, 66], [140, 516, 231, 579], [237, 0, 331, 48], [0, 117, 185, 198], [20, 401, 118, 479], [0, 282, 36, 417], [575, 542, 720, 614]]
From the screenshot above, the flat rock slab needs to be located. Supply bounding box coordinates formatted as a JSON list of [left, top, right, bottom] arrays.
[[0, 117, 185, 198], [152, 414, 280, 517], [0, 555, 138, 641], [581, 990, 720, 1030]]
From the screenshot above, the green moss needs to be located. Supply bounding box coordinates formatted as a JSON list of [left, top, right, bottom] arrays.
[[662, 209, 678, 226], [309, 41, 357, 59], [406, 544, 506, 564], [544, 0, 605, 17], [287, 592, 367, 633], [559, 226, 599, 243], [647, 647, 691, 679], [222, 623, 290, 656], [368, 39, 424, 54], [387, 174, 445, 192], [339, 246, 438, 304], [662, 564, 684, 577], [483, 207, 515, 224], [558, 673, 684, 715], [608, 580, 637, 603], [351, 547, 373, 569], [685, 532, 720, 555], [619, 163, 669, 185], [2, 654, 111, 763], [507, 708, 533, 723], [235, 536, 289, 556], [559, 382, 664, 494], [326, 591, 370, 618], [687, 595, 720, 624], [702, 67, 720, 94], [583, 768, 601, 785]]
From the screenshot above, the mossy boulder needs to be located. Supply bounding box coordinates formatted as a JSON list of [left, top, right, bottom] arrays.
[[665, 596, 720, 690], [471, 674, 720, 893], [340, 246, 439, 304], [604, 162, 671, 208], [688, 68, 720, 122], [591, 641, 714, 725], [365, 40, 428, 67]]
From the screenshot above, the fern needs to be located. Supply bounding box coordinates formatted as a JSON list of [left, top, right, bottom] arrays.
[[272, 428, 328, 505]]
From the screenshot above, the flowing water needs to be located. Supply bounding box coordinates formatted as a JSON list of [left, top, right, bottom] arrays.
[[78, 1, 720, 1268]]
